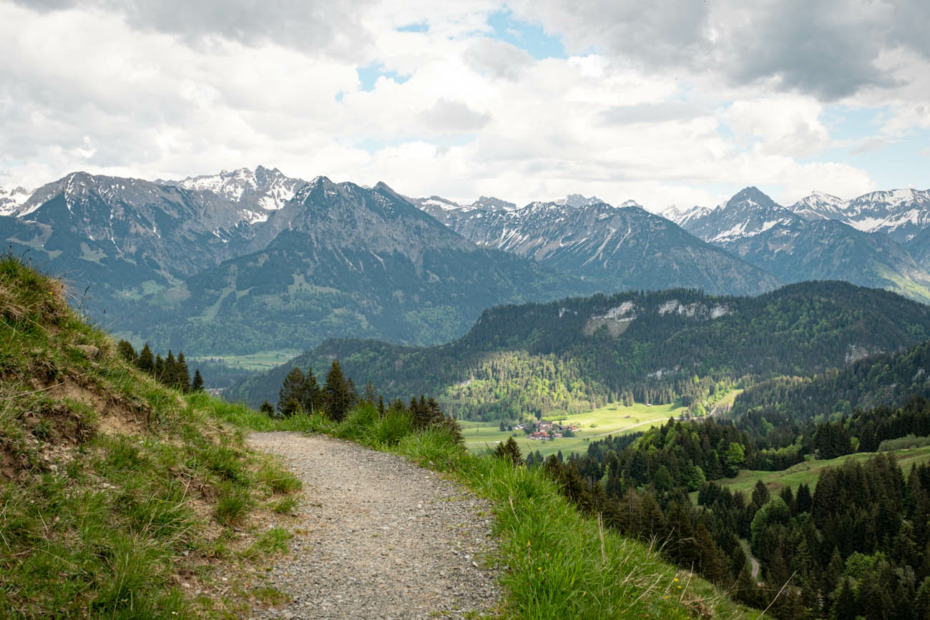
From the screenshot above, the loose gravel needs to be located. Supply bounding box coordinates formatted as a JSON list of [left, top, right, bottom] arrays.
[[247, 432, 501, 619]]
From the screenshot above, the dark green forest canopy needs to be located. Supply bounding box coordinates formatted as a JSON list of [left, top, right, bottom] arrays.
[[731, 338, 930, 422], [233, 280, 930, 419]]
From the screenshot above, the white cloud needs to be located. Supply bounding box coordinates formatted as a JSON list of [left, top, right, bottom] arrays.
[[724, 97, 831, 157], [0, 0, 922, 211]]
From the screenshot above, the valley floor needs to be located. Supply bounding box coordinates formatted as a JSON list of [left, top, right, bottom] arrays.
[[460, 401, 686, 458]]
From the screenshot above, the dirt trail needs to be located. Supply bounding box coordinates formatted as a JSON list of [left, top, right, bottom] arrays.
[[247, 432, 501, 619]]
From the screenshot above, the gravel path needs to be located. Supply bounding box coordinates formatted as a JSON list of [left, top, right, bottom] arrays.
[[247, 432, 501, 619]]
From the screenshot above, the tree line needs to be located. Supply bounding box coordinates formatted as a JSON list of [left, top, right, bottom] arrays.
[[117, 340, 203, 393], [262, 359, 463, 440], [543, 396, 930, 618]]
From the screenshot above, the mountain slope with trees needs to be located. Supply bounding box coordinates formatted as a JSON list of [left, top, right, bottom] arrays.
[[233, 281, 930, 419]]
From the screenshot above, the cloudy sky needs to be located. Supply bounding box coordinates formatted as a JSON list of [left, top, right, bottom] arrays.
[[1, 0, 928, 212]]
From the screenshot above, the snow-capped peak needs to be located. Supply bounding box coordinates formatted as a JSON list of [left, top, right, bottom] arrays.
[[0, 185, 32, 216], [418, 196, 464, 211], [469, 196, 518, 211], [177, 166, 305, 211], [789, 191, 849, 221], [555, 194, 607, 208]]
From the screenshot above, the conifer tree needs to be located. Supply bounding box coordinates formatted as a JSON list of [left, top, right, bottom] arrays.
[[279, 367, 307, 417], [362, 382, 378, 404], [492, 437, 522, 466], [154, 353, 164, 380], [117, 339, 137, 363], [137, 343, 154, 373], [165, 351, 177, 387], [324, 360, 350, 422], [192, 369, 204, 392], [795, 483, 813, 514], [176, 352, 191, 392], [751, 479, 770, 509], [303, 366, 322, 414], [346, 378, 358, 409]]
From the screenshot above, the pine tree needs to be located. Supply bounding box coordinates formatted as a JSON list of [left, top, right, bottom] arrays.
[[795, 483, 813, 514], [192, 369, 204, 392], [278, 367, 307, 417], [752, 479, 770, 509], [137, 343, 154, 373], [303, 366, 322, 414], [165, 350, 177, 388], [116, 339, 137, 363], [493, 437, 522, 466], [324, 360, 351, 422], [154, 353, 164, 380], [362, 381, 378, 404], [176, 352, 191, 392]]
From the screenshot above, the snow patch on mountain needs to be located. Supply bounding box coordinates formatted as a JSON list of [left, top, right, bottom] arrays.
[[789, 191, 849, 221], [556, 194, 607, 208], [177, 166, 303, 210], [0, 186, 32, 216]]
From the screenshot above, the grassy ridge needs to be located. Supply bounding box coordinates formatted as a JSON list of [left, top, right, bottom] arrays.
[[0, 255, 301, 617], [215, 401, 754, 618], [712, 444, 930, 497]]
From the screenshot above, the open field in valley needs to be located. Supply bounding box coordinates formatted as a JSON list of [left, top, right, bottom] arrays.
[[704, 444, 930, 499], [461, 401, 687, 458]]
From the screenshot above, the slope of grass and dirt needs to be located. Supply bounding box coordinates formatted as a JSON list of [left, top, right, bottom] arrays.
[[0, 255, 301, 618]]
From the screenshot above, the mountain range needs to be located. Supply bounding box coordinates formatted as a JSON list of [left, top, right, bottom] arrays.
[[2, 167, 929, 361], [0, 168, 593, 354], [670, 187, 930, 302], [415, 195, 779, 296]]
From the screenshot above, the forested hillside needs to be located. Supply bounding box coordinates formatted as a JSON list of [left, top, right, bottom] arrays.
[[730, 339, 930, 422], [555, 393, 930, 619], [233, 281, 930, 419]]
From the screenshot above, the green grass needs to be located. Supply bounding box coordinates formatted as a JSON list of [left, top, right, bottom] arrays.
[[708, 444, 930, 498], [461, 401, 686, 458], [191, 349, 304, 372], [0, 254, 303, 618]]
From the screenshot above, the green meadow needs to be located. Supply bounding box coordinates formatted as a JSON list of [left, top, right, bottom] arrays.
[[461, 401, 687, 458], [192, 349, 304, 372], [709, 444, 930, 498]]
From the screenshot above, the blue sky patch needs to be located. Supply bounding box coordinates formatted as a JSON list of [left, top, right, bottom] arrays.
[[397, 22, 428, 33], [357, 63, 411, 92], [486, 10, 566, 60]]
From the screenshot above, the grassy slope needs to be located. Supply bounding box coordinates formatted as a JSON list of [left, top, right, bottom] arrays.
[[710, 444, 930, 497], [461, 402, 685, 458], [214, 402, 756, 618], [0, 256, 301, 618]]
